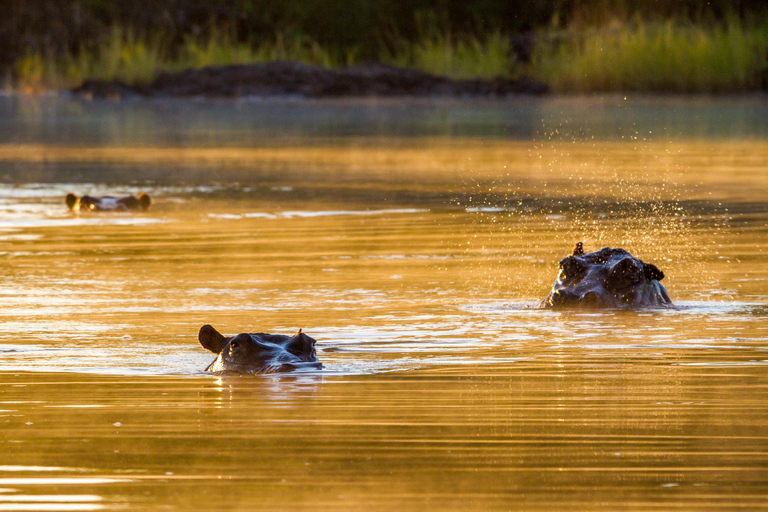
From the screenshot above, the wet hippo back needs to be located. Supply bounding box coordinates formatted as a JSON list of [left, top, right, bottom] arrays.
[[539, 242, 672, 309], [199, 324, 322, 374]]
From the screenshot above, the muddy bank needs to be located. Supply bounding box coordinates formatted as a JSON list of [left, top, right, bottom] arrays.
[[71, 60, 548, 99]]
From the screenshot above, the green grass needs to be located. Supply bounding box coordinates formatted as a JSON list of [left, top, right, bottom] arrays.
[[534, 18, 768, 93], [15, 27, 167, 90], [13, 28, 344, 90], [387, 31, 516, 79], [11, 18, 768, 93], [177, 30, 341, 70], [13, 26, 519, 90]]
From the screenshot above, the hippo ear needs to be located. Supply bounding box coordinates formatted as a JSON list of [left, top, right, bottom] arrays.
[[644, 263, 665, 281], [293, 330, 316, 348], [559, 256, 585, 279], [65, 193, 79, 210], [286, 329, 317, 357], [572, 242, 584, 256], [199, 325, 229, 354], [138, 193, 152, 210]]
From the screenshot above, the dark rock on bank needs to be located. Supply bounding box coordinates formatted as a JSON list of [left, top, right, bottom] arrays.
[[73, 79, 143, 100], [71, 60, 548, 99]]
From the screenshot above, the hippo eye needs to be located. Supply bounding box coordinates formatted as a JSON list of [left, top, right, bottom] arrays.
[[229, 341, 240, 352], [606, 258, 642, 290], [559, 256, 585, 280], [613, 258, 640, 277]]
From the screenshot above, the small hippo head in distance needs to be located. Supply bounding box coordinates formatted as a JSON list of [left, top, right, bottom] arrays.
[[198, 324, 322, 374], [539, 242, 672, 309], [66, 193, 151, 212]]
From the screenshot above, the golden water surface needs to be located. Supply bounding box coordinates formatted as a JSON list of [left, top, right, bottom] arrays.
[[0, 95, 766, 511]]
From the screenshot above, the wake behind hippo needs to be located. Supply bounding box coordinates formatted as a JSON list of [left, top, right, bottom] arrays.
[[199, 324, 322, 374], [66, 192, 151, 212], [539, 242, 672, 309]]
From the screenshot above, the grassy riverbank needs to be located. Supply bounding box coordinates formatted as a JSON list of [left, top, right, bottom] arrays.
[[11, 18, 768, 94], [536, 18, 768, 93]]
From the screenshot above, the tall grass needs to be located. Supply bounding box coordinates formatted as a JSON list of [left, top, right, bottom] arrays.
[[13, 28, 343, 90], [15, 27, 167, 90], [11, 17, 768, 93], [13, 26, 520, 90], [177, 30, 340, 70], [387, 31, 516, 79], [535, 18, 768, 93]]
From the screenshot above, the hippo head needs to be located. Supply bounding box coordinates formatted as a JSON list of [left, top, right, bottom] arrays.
[[120, 193, 153, 211], [199, 324, 321, 374], [539, 242, 672, 309]]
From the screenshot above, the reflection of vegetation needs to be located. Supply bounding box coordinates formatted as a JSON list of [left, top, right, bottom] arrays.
[[10, 16, 768, 93], [535, 18, 768, 93]]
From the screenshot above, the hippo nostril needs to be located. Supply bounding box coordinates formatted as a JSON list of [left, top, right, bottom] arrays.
[[621, 292, 637, 304], [550, 289, 574, 306]]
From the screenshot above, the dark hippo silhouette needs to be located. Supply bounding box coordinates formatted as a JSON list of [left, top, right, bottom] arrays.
[[66, 193, 152, 212], [199, 324, 322, 374], [539, 242, 672, 309]]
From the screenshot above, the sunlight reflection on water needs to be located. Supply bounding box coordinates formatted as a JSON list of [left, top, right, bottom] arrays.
[[0, 96, 766, 511]]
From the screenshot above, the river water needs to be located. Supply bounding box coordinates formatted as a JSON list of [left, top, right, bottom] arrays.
[[0, 94, 766, 511]]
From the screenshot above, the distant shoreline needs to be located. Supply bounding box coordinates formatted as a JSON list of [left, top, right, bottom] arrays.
[[69, 61, 549, 100], [8, 17, 768, 96]]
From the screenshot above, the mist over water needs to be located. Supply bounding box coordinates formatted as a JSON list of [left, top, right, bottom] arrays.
[[0, 95, 766, 511]]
